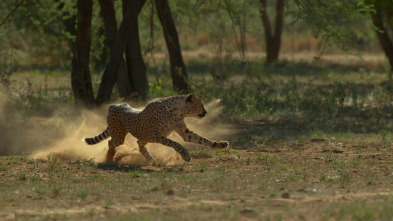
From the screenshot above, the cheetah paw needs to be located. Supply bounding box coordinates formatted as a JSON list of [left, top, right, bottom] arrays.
[[214, 141, 229, 149], [182, 152, 192, 162], [151, 160, 160, 167]]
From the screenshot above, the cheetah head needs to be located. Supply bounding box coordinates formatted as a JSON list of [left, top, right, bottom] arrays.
[[185, 93, 207, 118]]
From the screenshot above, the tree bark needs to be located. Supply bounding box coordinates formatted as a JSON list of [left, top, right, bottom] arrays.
[[259, 0, 285, 64], [71, 0, 94, 106], [371, 8, 393, 70], [155, 0, 190, 93], [96, 0, 146, 105], [123, 0, 148, 99], [98, 0, 133, 98]]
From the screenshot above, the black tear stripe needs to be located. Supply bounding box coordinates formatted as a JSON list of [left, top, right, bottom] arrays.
[[188, 135, 192, 141], [185, 129, 190, 133]]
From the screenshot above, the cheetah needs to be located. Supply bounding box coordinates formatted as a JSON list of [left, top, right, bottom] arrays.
[[84, 94, 229, 163]]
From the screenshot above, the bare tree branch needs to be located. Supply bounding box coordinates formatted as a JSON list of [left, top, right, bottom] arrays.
[[224, 0, 247, 63], [0, 0, 25, 28]]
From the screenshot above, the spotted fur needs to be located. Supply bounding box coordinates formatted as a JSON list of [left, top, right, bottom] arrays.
[[84, 94, 229, 163]]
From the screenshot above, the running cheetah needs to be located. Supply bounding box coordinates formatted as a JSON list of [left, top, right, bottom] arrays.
[[84, 94, 229, 163]]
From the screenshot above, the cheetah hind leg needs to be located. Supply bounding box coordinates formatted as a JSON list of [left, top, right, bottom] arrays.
[[105, 130, 127, 163], [106, 140, 117, 163], [113, 152, 128, 163], [137, 140, 156, 165], [106, 137, 126, 163]]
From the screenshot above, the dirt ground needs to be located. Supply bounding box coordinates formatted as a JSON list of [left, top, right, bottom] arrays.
[[1, 134, 392, 220]]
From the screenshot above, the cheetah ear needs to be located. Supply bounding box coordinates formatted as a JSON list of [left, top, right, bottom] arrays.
[[186, 93, 193, 103]]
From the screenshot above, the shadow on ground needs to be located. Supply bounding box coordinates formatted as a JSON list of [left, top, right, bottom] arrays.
[[232, 105, 393, 149]]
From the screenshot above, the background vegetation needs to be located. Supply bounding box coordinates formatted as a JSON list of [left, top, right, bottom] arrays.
[[1, 0, 392, 125]]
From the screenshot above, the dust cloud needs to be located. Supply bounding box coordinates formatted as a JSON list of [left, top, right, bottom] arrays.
[[0, 95, 235, 166]]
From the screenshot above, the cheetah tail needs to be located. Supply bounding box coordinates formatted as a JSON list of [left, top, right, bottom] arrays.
[[84, 129, 110, 145]]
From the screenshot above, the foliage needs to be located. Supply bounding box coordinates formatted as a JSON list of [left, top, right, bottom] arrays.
[[0, 0, 76, 68], [0, 0, 384, 73], [293, 0, 390, 57]]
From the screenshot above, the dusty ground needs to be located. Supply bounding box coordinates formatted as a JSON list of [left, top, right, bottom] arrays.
[[1, 134, 392, 220], [1, 53, 393, 220]]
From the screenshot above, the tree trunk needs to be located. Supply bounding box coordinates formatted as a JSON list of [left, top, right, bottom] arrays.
[[123, 0, 148, 99], [371, 8, 393, 70], [154, 0, 189, 93], [96, 0, 146, 105], [259, 0, 285, 64], [71, 0, 94, 106], [98, 0, 133, 98]]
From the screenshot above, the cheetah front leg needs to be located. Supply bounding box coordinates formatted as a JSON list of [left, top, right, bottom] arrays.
[[150, 135, 191, 162], [175, 126, 229, 149]]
